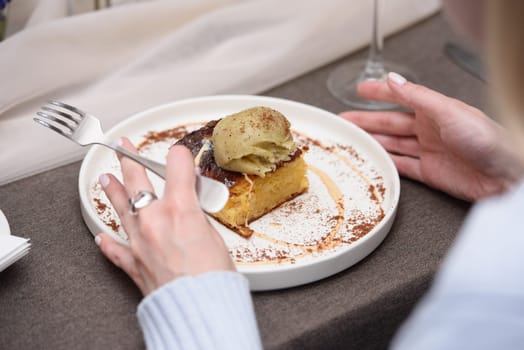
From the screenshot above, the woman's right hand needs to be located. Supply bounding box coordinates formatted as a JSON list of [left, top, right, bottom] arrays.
[[95, 141, 235, 296], [340, 73, 523, 201]]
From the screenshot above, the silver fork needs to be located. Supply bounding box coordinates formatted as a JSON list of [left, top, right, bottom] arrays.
[[34, 100, 229, 214]]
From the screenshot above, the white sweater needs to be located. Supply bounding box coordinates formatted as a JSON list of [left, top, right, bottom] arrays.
[[138, 182, 524, 349], [137, 271, 262, 350], [391, 181, 524, 349]]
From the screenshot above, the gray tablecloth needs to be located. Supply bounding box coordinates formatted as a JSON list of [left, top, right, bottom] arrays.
[[0, 13, 483, 350]]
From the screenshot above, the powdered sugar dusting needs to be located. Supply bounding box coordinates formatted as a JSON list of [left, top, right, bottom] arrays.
[[89, 123, 386, 266]]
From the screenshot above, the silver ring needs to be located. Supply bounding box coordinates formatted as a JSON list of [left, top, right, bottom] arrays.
[[129, 191, 158, 216]]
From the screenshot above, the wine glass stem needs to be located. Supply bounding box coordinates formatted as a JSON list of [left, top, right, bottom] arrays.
[[363, 0, 386, 80]]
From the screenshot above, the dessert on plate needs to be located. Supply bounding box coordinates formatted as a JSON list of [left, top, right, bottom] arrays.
[[175, 106, 309, 237]]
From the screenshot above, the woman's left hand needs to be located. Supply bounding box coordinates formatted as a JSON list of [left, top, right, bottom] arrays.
[[340, 76, 523, 201]]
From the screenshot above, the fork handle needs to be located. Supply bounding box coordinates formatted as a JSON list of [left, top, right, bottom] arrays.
[[104, 143, 229, 213], [111, 144, 167, 179]]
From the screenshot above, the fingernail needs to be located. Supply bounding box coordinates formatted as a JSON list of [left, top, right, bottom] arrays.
[[95, 235, 102, 246], [388, 72, 407, 85], [99, 174, 110, 188]]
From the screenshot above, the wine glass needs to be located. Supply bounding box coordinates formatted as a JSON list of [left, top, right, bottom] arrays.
[[327, 0, 417, 110]]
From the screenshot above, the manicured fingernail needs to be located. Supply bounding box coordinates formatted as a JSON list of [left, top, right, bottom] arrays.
[[99, 174, 110, 188], [95, 235, 102, 246], [388, 72, 407, 85]]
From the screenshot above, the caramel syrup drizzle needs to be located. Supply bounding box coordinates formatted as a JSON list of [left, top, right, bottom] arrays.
[[94, 123, 386, 265], [235, 136, 385, 265]]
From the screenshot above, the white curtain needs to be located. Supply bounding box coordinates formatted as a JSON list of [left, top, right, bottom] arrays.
[[0, 0, 440, 185]]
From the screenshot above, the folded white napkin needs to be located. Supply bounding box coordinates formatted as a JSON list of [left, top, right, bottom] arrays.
[[0, 0, 440, 185], [0, 210, 31, 272]]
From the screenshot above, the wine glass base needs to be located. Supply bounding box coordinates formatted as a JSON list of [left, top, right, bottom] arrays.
[[327, 59, 418, 110]]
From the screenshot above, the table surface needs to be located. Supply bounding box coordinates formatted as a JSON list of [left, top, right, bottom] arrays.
[[0, 13, 484, 350]]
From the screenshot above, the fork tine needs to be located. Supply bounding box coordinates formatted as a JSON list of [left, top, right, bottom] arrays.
[[41, 106, 80, 125], [48, 100, 86, 118], [33, 117, 72, 138], [36, 111, 76, 132]]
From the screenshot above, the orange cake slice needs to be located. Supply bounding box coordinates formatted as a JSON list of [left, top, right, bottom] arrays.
[[175, 107, 308, 237]]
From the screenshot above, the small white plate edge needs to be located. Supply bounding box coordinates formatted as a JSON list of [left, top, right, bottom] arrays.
[[0, 209, 11, 236]]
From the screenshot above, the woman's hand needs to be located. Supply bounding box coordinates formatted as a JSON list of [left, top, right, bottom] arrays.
[[340, 73, 523, 201], [95, 139, 235, 295]]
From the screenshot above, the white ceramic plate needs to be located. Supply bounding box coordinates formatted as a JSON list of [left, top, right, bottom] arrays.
[[79, 95, 400, 291], [0, 209, 31, 273], [0, 209, 11, 236]]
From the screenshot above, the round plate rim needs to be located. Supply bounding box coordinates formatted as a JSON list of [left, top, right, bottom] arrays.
[[78, 94, 400, 291]]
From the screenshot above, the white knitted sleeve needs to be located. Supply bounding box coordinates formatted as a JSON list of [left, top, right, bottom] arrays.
[[137, 271, 262, 350]]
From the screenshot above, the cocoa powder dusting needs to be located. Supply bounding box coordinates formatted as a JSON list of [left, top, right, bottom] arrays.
[[376, 183, 386, 198], [93, 198, 107, 214], [107, 219, 120, 232], [368, 184, 379, 203], [137, 126, 190, 150], [337, 143, 364, 163], [92, 119, 391, 266]]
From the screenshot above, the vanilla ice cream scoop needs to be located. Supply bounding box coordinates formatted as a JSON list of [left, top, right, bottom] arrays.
[[212, 107, 297, 177]]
